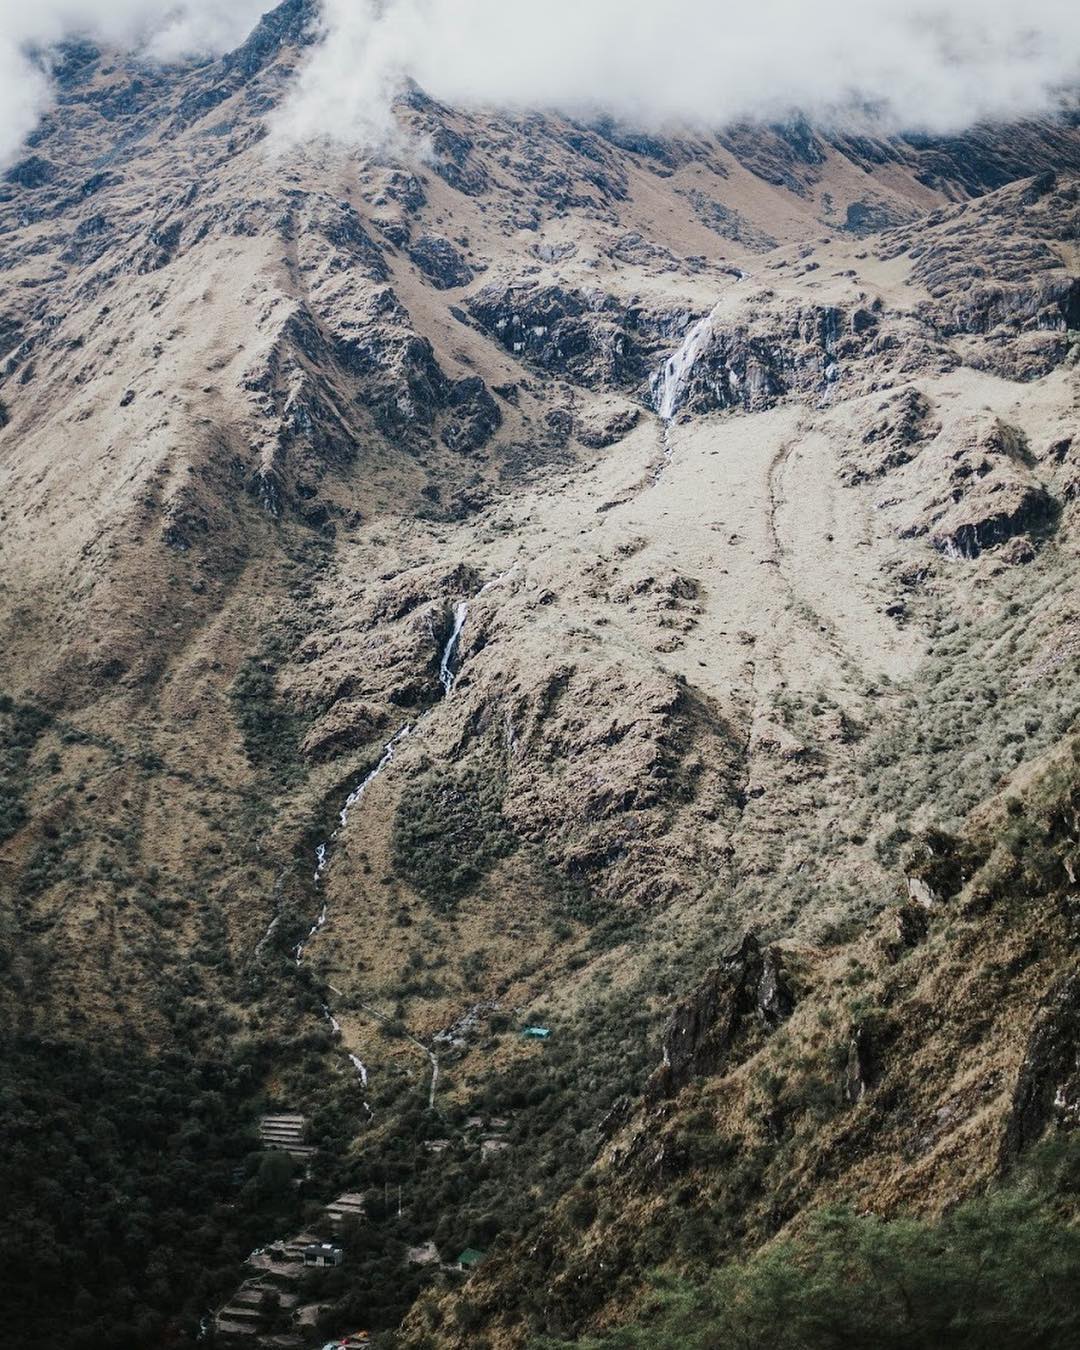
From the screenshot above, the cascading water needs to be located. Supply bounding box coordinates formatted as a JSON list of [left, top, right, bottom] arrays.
[[337, 725, 413, 829], [293, 900, 327, 964], [438, 601, 470, 697], [322, 1002, 373, 1114], [281, 563, 519, 1110], [649, 306, 718, 482], [437, 564, 519, 698], [296, 725, 413, 963], [651, 308, 717, 422]]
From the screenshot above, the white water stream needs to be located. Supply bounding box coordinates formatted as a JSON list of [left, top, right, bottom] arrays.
[[282, 563, 520, 1111], [651, 307, 717, 422], [648, 307, 719, 483], [296, 723, 412, 960], [438, 600, 470, 697], [437, 564, 519, 699]]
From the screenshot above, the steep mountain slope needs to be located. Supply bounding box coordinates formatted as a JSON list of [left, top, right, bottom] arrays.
[[1, 5, 1079, 1348]]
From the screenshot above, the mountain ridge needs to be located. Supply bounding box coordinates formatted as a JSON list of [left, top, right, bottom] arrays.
[[2, 6, 1080, 1347]]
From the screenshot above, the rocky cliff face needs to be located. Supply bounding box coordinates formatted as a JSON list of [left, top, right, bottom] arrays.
[[2, 7, 1080, 1348]]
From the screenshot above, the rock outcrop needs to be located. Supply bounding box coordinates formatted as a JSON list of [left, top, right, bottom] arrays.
[[647, 934, 794, 1099], [1002, 969, 1080, 1161]]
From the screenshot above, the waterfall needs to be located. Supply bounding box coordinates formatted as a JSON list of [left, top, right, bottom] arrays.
[[323, 1005, 372, 1113], [651, 308, 717, 422], [338, 724, 413, 829], [437, 566, 518, 698], [438, 600, 470, 697], [478, 561, 520, 595], [295, 725, 412, 965], [285, 564, 518, 1108], [293, 900, 327, 964]]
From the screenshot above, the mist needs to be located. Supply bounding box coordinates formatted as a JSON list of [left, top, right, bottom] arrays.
[[3, 0, 1080, 171], [0, 0, 266, 166], [275, 0, 1080, 148]]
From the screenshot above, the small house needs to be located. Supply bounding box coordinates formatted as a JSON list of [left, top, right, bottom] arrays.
[[456, 1247, 486, 1270], [304, 1242, 344, 1269], [521, 1026, 550, 1040]]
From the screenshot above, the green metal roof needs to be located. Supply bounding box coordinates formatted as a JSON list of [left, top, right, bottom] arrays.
[[457, 1247, 486, 1266]]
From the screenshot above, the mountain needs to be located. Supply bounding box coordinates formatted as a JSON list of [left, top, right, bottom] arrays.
[[1, 5, 1079, 1348]]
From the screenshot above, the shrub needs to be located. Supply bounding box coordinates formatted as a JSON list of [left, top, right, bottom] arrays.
[[552, 1180, 1080, 1350], [392, 759, 516, 909]]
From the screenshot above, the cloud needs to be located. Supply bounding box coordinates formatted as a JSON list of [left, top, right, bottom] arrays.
[[2, 1, 1079, 172], [274, 0, 1080, 147], [0, 0, 266, 167]]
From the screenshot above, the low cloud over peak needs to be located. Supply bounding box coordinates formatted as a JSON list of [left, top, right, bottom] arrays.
[[274, 0, 1080, 148], [0, 0, 266, 166], [2, 0, 1080, 169]]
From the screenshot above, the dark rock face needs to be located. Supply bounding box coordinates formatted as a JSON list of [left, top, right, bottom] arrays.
[[50, 40, 102, 90], [1001, 970, 1080, 1162], [773, 116, 828, 167], [844, 1023, 876, 1104], [647, 934, 794, 1100], [845, 388, 936, 484], [467, 283, 646, 387], [4, 156, 56, 189], [933, 483, 1057, 560], [222, 0, 319, 79], [657, 303, 870, 418], [578, 407, 640, 449], [316, 202, 390, 282], [882, 174, 1080, 379], [924, 274, 1080, 341], [845, 199, 910, 235], [758, 945, 796, 1026], [903, 828, 977, 907], [897, 418, 1061, 561], [893, 902, 930, 950], [408, 236, 473, 290], [588, 117, 680, 169], [441, 377, 502, 452], [681, 189, 778, 251], [419, 121, 489, 197]]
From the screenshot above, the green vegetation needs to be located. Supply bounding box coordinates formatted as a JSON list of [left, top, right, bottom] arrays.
[[0, 694, 50, 842], [393, 758, 516, 908], [230, 638, 311, 783], [552, 1174, 1080, 1350], [320, 979, 657, 1336], [0, 1031, 292, 1350], [860, 563, 1080, 855]]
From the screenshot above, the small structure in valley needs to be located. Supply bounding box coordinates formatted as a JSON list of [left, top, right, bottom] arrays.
[[304, 1241, 345, 1269], [521, 1025, 550, 1040], [456, 1247, 486, 1270], [258, 1112, 315, 1161]]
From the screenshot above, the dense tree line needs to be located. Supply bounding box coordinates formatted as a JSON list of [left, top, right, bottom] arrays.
[[0, 1031, 300, 1350]]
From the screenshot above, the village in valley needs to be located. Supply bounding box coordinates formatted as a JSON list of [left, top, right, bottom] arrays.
[[210, 1029, 546, 1349]]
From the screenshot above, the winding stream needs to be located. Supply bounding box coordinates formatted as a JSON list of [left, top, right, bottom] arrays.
[[285, 563, 520, 1110]]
